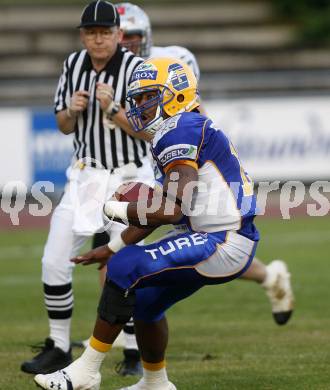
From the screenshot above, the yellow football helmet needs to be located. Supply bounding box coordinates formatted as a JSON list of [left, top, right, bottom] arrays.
[[126, 57, 199, 134]]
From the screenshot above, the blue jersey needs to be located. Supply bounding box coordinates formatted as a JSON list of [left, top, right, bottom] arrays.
[[151, 112, 259, 241]]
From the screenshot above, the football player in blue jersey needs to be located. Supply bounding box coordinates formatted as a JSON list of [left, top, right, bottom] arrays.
[[83, 6, 293, 375], [79, 1, 294, 378], [35, 58, 296, 390], [117, 1, 293, 326], [34, 57, 290, 390]]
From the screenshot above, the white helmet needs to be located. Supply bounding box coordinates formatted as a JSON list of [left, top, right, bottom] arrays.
[[116, 2, 152, 58]]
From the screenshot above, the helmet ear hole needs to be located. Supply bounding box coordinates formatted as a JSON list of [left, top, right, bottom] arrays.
[[177, 94, 184, 103]]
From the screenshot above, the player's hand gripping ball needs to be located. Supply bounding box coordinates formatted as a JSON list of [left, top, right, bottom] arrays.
[[114, 181, 154, 202], [104, 181, 154, 226]]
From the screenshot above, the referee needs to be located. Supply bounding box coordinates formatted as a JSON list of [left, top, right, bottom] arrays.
[[21, 0, 153, 375]]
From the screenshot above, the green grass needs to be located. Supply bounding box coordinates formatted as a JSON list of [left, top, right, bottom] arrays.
[[0, 216, 330, 389]]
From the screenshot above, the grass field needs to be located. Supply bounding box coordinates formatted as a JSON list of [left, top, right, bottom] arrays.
[[0, 216, 330, 390]]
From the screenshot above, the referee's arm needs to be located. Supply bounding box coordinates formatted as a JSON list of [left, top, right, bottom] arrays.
[[56, 104, 151, 141], [56, 90, 90, 135], [56, 110, 77, 135], [96, 83, 151, 142]]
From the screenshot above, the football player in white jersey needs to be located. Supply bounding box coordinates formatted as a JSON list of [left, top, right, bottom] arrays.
[[82, 1, 293, 377]]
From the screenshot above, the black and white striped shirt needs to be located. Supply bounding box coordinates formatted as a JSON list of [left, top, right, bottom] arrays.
[[54, 45, 147, 170]]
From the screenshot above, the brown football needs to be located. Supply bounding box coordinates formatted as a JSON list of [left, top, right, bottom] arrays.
[[114, 181, 154, 202]]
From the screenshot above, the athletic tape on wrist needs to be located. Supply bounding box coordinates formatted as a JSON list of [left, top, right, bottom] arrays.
[[107, 234, 126, 253], [104, 200, 129, 221]]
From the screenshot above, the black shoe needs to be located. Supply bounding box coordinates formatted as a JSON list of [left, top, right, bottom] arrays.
[[115, 349, 143, 376], [21, 337, 72, 374], [273, 310, 293, 325]]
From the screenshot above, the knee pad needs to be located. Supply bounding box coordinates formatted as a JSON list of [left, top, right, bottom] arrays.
[[97, 279, 135, 325]]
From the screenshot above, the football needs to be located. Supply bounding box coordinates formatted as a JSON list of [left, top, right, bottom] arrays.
[[113, 181, 154, 202]]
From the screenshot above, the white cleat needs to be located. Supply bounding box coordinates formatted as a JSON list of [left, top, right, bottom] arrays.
[[118, 378, 177, 390], [34, 369, 101, 390], [262, 260, 294, 325]]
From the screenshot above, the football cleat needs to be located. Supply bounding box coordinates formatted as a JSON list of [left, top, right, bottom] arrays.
[[115, 349, 143, 376], [118, 378, 177, 390], [34, 369, 101, 390], [262, 260, 294, 325], [21, 337, 72, 374]]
